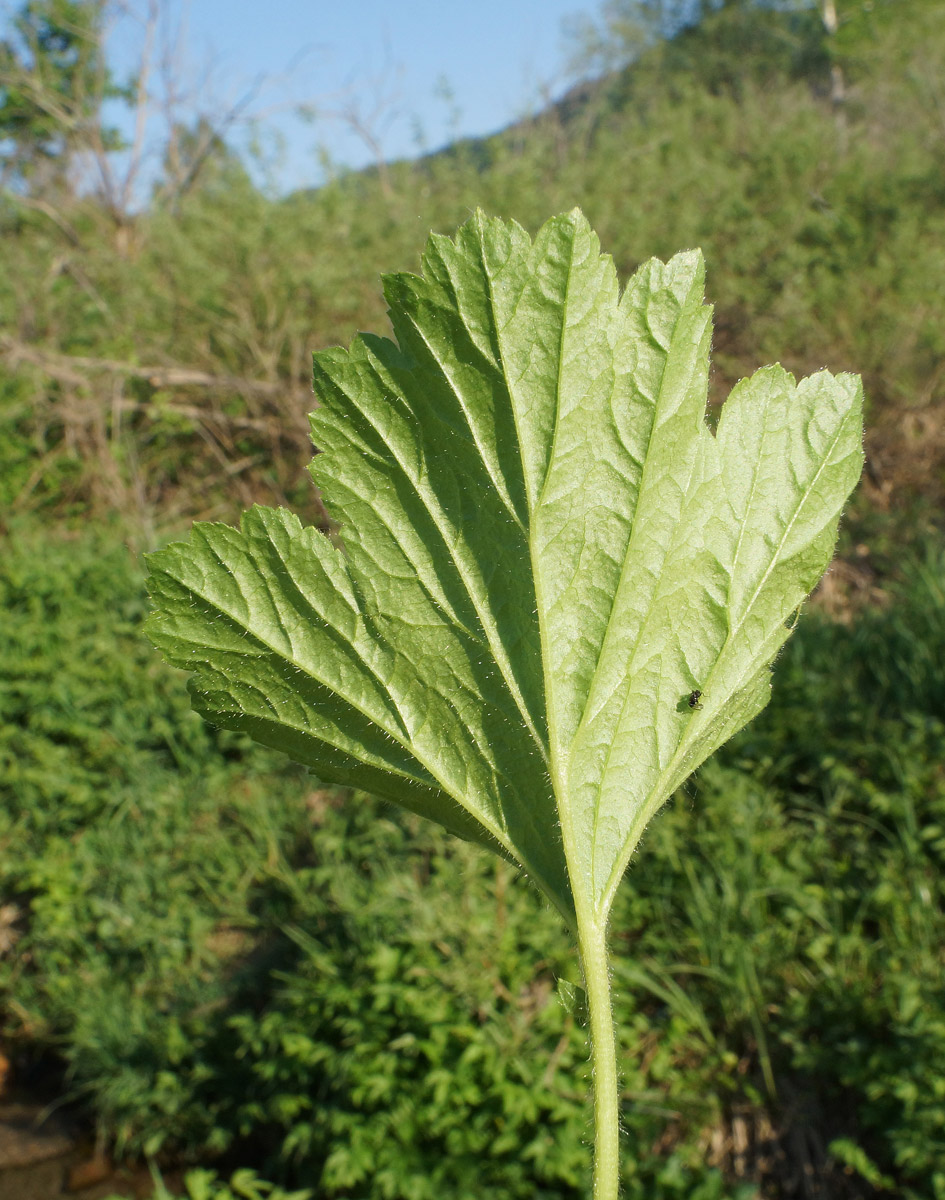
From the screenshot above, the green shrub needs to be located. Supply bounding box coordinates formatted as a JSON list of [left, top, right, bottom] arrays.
[[107, 1166, 313, 1200], [0, 519, 315, 1150]]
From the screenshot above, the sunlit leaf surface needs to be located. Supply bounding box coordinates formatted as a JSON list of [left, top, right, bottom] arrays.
[[147, 210, 863, 926]]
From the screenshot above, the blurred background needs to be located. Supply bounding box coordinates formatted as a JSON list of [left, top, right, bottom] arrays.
[[1, 1, 944, 1197]]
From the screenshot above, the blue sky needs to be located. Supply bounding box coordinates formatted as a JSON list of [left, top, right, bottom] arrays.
[[105, 0, 601, 194]]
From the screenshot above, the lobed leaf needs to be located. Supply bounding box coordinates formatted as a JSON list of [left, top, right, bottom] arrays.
[[146, 209, 863, 927]]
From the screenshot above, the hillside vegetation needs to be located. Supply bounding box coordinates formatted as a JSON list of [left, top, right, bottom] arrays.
[[1, 1, 944, 1197], [1, 0, 943, 534]]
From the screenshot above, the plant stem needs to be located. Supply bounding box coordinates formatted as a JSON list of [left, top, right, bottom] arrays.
[[579, 911, 619, 1200]]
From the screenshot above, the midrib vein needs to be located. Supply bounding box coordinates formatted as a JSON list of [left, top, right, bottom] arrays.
[[575, 303, 704, 902]]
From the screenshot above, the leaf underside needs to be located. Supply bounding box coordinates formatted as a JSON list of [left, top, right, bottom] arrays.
[[146, 210, 863, 927]]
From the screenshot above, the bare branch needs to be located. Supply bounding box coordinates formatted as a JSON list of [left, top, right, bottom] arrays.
[[6, 193, 82, 244], [0, 335, 312, 414]]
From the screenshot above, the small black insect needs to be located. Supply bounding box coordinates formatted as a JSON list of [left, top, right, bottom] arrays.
[[687, 690, 703, 710]]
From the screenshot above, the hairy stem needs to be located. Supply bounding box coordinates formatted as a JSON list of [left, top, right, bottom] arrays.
[[579, 911, 619, 1200]]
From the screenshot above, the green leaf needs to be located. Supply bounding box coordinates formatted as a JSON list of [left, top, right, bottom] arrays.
[[827, 1139, 895, 1190], [146, 209, 863, 928]]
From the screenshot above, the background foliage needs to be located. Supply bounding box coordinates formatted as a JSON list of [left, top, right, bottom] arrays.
[[2, 0, 945, 1197]]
